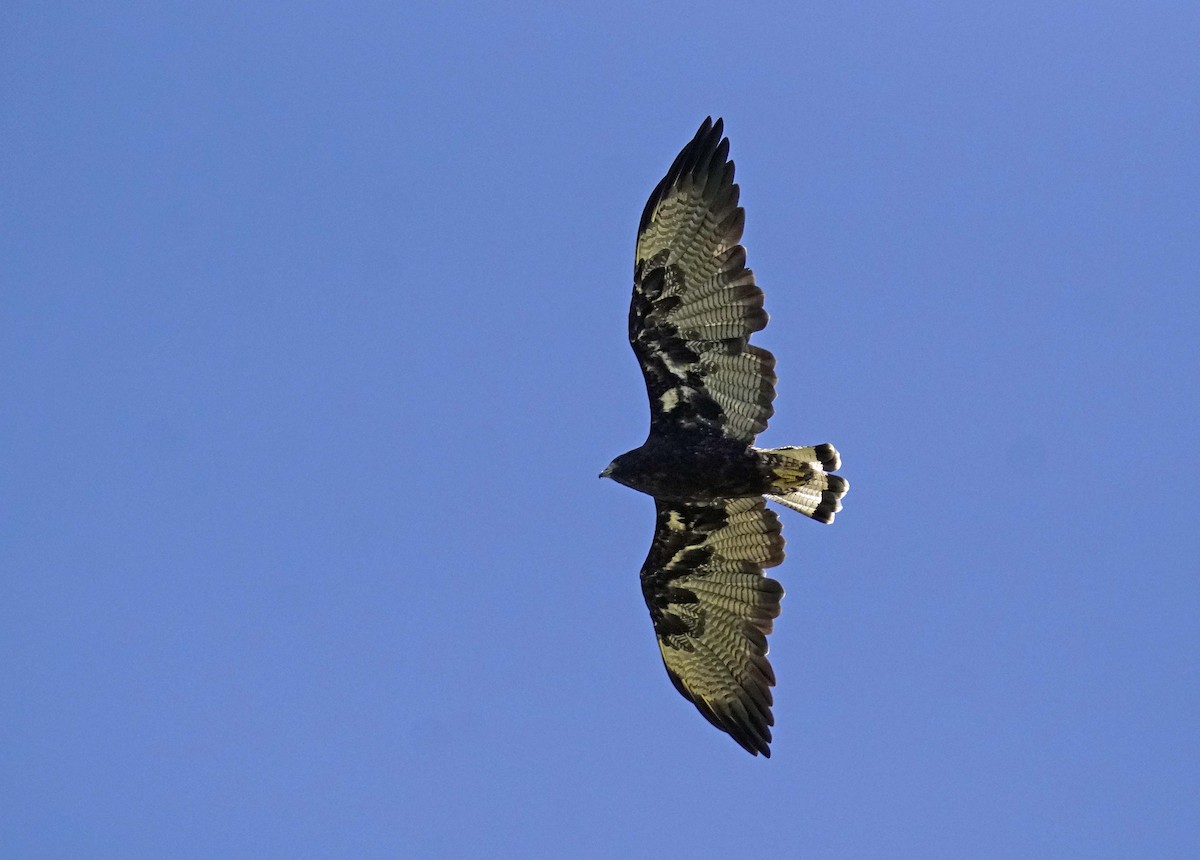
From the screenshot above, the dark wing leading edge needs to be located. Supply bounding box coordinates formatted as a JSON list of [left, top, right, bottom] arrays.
[[640, 497, 786, 756], [630, 117, 777, 444]]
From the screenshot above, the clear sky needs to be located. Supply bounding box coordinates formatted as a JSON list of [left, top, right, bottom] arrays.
[[3, 2, 1198, 857]]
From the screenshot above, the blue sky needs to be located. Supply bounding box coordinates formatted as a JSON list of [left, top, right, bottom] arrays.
[[3, 2, 1198, 856]]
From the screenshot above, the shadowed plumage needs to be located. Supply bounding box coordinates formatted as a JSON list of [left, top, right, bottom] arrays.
[[602, 118, 848, 757]]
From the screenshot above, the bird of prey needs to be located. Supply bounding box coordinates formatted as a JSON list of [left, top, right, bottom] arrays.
[[600, 117, 848, 757]]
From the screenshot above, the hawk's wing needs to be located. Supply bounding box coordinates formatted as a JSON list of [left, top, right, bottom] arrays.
[[640, 496, 785, 756], [630, 117, 776, 444]]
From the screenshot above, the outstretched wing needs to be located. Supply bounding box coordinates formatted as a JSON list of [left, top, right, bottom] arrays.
[[640, 496, 786, 756], [630, 117, 777, 444]]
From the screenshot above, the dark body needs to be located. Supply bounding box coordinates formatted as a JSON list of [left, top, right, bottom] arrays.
[[602, 432, 766, 503]]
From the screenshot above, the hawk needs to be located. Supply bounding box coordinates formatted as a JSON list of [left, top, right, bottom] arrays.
[[601, 118, 848, 757]]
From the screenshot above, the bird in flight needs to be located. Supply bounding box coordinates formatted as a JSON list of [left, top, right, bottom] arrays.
[[601, 117, 848, 757]]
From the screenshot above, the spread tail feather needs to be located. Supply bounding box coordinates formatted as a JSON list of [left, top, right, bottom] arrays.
[[759, 444, 848, 524]]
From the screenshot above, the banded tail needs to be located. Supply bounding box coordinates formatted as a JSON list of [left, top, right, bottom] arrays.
[[759, 443, 849, 524]]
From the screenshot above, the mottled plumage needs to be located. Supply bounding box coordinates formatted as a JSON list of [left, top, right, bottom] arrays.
[[601, 118, 849, 757]]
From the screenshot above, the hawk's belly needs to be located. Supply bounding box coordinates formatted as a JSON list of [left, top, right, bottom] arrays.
[[615, 441, 767, 502]]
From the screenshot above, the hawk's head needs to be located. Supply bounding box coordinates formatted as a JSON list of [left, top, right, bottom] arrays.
[[599, 448, 648, 489]]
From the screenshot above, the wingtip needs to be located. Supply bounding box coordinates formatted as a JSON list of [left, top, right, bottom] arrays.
[[638, 117, 734, 238], [702, 115, 725, 136], [735, 730, 773, 758]]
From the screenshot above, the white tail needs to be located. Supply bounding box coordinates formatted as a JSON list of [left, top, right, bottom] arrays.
[[757, 444, 849, 524]]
